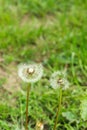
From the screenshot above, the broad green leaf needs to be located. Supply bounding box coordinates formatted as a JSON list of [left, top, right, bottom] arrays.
[[62, 111, 76, 122], [80, 99, 87, 121]]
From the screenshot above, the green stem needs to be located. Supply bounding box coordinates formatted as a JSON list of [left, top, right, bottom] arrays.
[[25, 84, 31, 130], [53, 88, 62, 130]]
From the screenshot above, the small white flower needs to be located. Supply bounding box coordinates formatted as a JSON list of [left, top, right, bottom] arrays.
[[50, 71, 69, 90], [18, 63, 43, 83]]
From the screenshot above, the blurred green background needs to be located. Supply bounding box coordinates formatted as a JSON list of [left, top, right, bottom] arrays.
[[0, 0, 87, 130]]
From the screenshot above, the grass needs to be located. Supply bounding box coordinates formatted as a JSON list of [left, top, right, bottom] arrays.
[[0, 0, 87, 129]]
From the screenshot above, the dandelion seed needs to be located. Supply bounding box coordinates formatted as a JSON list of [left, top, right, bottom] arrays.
[[18, 63, 43, 83], [50, 71, 69, 90]]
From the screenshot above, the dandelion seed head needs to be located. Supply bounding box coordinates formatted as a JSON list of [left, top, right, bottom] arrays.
[[50, 71, 69, 90], [18, 63, 43, 83]]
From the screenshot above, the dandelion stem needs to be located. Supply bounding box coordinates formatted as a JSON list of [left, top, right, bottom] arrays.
[[26, 84, 31, 130], [53, 88, 62, 130]]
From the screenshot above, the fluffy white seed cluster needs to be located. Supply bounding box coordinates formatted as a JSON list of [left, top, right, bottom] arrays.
[[18, 63, 43, 83], [50, 71, 69, 90]]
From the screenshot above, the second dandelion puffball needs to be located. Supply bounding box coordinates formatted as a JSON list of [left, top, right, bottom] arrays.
[[50, 71, 69, 90]]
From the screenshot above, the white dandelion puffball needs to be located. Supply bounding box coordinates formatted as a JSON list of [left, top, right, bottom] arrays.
[[50, 71, 69, 90], [18, 63, 43, 83]]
